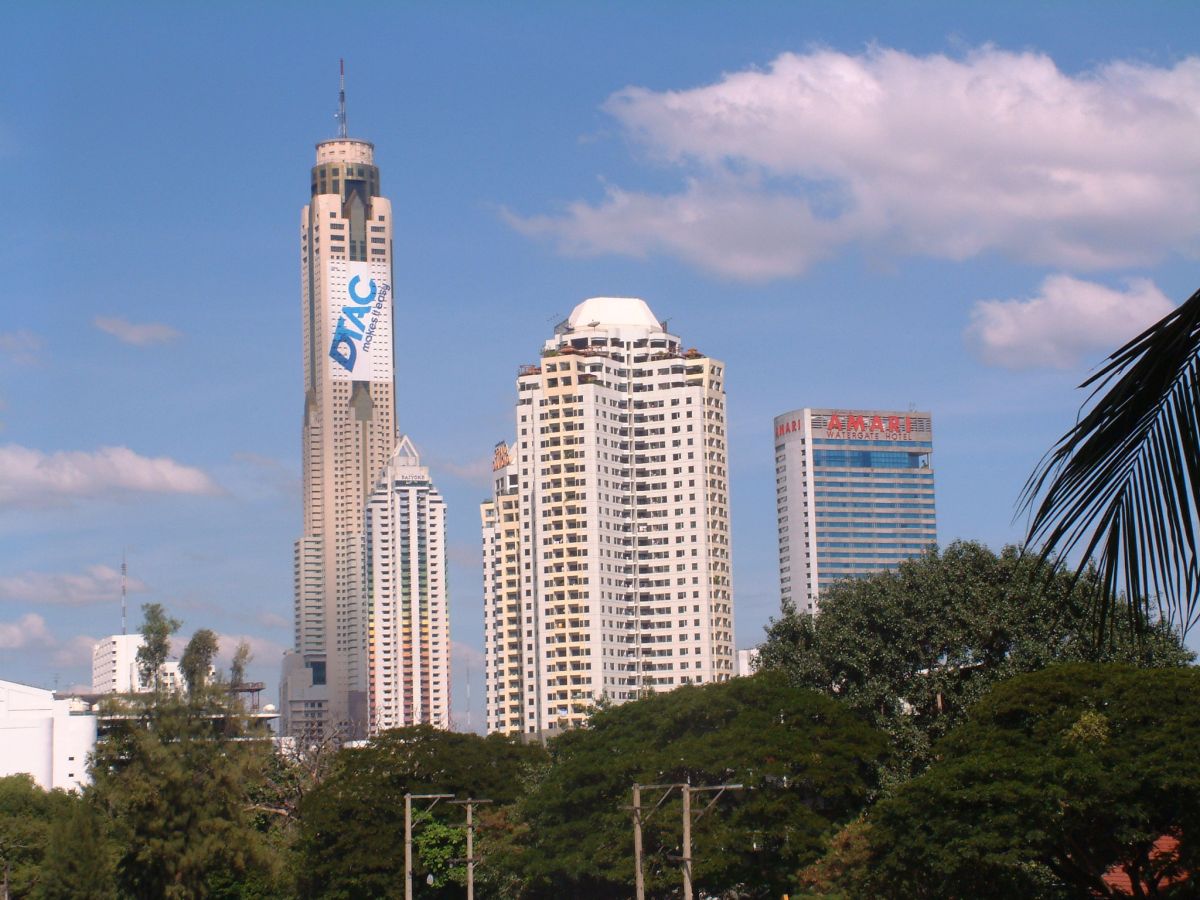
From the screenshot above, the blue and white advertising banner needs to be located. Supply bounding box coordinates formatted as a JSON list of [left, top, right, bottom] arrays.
[[327, 260, 392, 381]]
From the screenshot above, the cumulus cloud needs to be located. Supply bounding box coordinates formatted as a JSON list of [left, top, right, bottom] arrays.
[[0, 330, 43, 366], [966, 275, 1174, 369], [93, 316, 181, 346], [510, 46, 1200, 279], [0, 444, 220, 508], [0, 613, 56, 650], [0, 563, 147, 606]]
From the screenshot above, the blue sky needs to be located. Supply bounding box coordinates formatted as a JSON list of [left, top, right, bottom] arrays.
[[3, 3, 1199, 725]]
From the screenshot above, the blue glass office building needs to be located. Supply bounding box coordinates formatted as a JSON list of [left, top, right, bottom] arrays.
[[774, 408, 936, 613]]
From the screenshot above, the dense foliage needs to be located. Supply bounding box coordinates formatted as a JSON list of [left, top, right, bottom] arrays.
[[507, 671, 886, 899], [863, 664, 1200, 898], [90, 690, 279, 899], [295, 725, 547, 898], [758, 541, 1193, 779]]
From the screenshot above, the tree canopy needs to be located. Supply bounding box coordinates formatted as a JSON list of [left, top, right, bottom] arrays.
[[295, 725, 547, 898], [863, 663, 1200, 898], [758, 541, 1193, 779], [509, 671, 887, 899]]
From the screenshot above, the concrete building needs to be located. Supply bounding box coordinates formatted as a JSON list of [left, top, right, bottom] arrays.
[[774, 408, 936, 613], [482, 297, 735, 737], [363, 436, 451, 732], [0, 681, 95, 791], [281, 101, 397, 740], [92, 633, 184, 694]]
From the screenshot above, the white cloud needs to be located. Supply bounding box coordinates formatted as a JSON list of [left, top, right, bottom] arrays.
[[0, 563, 146, 606], [966, 275, 1174, 369], [510, 46, 1200, 279], [0, 330, 43, 366], [451, 640, 485, 671], [215, 633, 287, 668], [52, 634, 100, 668], [93, 316, 181, 346], [0, 444, 220, 508], [0, 613, 56, 650]]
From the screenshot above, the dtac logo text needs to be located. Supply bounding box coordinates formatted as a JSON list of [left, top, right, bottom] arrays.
[[329, 275, 377, 373]]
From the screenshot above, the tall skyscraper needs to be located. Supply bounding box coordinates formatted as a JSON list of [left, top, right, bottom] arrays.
[[481, 297, 735, 737], [774, 408, 936, 613], [363, 436, 451, 733], [281, 85, 397, 740]]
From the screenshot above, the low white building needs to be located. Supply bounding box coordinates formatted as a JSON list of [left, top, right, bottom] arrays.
[[0, 680, 96, 791]]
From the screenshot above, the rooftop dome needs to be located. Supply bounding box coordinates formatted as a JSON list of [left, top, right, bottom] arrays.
[[567, 297, 660, 331]]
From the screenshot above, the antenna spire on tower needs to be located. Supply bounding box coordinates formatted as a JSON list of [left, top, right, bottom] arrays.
[[337, 59, 348, 138], [121, 550, 128, 635]]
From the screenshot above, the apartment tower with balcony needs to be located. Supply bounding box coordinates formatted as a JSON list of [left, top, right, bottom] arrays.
[[482, 297, 735, 737], [363, 436, 451, 733]]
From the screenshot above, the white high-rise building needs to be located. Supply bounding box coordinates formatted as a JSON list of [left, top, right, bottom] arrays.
[[363, 436, 451, 733], [281, 100, 397, 740], [482, 297, 735, 737], [774, 408, 936, 613]]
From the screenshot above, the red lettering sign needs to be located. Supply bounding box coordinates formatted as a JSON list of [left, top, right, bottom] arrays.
[[847, 414, 865, 430]]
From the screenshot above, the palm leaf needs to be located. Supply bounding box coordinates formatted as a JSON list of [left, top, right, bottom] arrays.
[[1021, 285, 1200, 638]]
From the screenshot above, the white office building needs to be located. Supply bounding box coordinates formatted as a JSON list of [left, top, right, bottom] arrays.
[[482, 297, 735, 737], [363, 436, 451, 733], [92, 633, 184, 694]]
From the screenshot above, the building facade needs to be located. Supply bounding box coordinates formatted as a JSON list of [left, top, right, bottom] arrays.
[[281, 125, 397, 740], [0, 681, 95, 792], [482, 297, 735, 737], [92, 634, 184, 694], [774, 408, 936, 613], [363, 436, 451, 732]]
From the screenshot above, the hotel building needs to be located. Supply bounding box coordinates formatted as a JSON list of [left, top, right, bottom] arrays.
[[774, 408, 936, 613], [363, 436, 451, 732], [482, 297, 735, 737]]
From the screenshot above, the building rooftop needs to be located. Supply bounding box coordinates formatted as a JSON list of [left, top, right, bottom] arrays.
[[567, 297, 660, 331]]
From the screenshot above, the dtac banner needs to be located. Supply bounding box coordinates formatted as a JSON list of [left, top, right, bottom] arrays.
[[327, 261, 391, 381]]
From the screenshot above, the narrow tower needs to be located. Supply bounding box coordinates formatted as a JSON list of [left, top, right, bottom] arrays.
[[281, 68, 397, 740]]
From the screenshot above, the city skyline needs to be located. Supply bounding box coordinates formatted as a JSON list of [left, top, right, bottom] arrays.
[[3, 4, 1200, 728]]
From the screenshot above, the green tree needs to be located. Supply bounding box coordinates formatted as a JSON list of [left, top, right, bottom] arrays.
[[136, 602, 181, 692], [758, 541, 1193, 780], [862, 663, 1200, 898], [180, 628, 219, 695], [90, 679, 278, 896], [1022, 284, 1200, 637], [0, 775, 75, 899], [295, 725, 547, 898], [229, 640, 252, 687], [37, 797, 115, 899], [508, 671, 886, 899]]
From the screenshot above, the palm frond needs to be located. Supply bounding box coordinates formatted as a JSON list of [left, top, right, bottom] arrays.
[[1021, 285, 1200, 638]]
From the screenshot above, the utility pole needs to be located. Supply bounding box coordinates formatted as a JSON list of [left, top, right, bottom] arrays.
[[632, 783, 644, 900], [630, 781, 741, 900], [404, 792, 452, 900], [449, 797, 492, 900], [681, 783, 692, 900]]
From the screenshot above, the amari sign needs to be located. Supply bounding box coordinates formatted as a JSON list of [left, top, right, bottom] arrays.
[[775, 410, 933, 442], [328, 261, 391, 381]]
